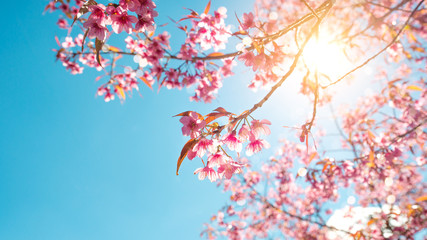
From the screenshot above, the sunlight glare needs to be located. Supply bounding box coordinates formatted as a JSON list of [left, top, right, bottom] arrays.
[[302, 37, 351, 82]]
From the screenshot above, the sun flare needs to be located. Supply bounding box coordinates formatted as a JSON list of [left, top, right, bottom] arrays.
[[302, 37, 351, 82]]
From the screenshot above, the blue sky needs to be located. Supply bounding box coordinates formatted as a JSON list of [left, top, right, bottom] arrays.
[[0, 1, 258, 239]]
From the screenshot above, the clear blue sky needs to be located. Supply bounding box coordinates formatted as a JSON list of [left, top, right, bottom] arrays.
[[0, 1, 258, 239]]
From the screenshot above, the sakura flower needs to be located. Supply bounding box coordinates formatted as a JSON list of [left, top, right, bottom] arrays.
[[61, 37, 75, 48], [57, 18, 69, 29], [106, 5, 123, 15], [240, 12, 255, 30], [193, 137, 215, 158], [194, 164, 218, 182], [111, 12, 138, 34], [104, 90, 115, 102], [222, 130, 242, 152], [119, 0, 141, 12], [246, 134, 270, 156], [179, 111, 206, 139], [238, 124, 251, 140], [207, 152, 228, 168], [83, 19, 108, 40], [134, 13, 155, 32], [87, 4, 108, 24], [74, 34, 84, 46], [218, 162, 243, 179], [251, 119, 271, 137]]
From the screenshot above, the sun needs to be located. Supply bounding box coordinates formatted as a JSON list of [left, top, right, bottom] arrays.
[[302, 36, 351, 82]]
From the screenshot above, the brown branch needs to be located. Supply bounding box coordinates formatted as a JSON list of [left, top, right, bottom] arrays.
[[321, 0, 424, 89]]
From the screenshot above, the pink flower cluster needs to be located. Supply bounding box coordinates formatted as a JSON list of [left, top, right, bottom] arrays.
[[177, 108, 271, 181], [80, 0, 157, 41], [48, 0, 239, 103]]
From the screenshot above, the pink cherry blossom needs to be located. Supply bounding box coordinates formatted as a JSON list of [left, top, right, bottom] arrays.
[[111, 12, 138, 34], [217, 162, 243, 179], [192, 137, 215, 158], [179, 112, 206, 139], [194, 164, 218, 182], [207, 152, 228, 168], [83, 19, 108, 40], [240, 12, 256, 30], [61, 37, 75, 48], [57, 18, 69, 29], [245, 134, 270, 156], [238, 124, 251, 140], [222, 131, 242, 152], [251, 119, 271, 137]]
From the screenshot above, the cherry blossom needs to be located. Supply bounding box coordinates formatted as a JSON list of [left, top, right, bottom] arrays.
[[194, 164, 219, 182], [179, 112, 206, 139], [48, 0, 427, 238]]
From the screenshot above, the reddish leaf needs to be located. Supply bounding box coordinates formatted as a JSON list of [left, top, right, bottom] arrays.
[[231, 30, 247, 36], [305, 134, 309, 152], [213, 107, 229, 114], [307, 152, 317, 164], [367, 218, 377, 226], [115, 85, 125, 100], [367, 130, 376, 140], [139, 77, 153, 90], [177, 25, 188, 32], [407, 85, 422, 91], [415, 195, 427, 202], [207, 52, 225, 57], [95, 38, 104, 68], [205, 107, 232, 124], [183, 7, 199, 16], [234, 12, 243, 26], [81, 28, 89, 52], [203, 0, 211, 15], [176, 139, 199, 175], [205, 114, 223, 124], [108, 46, 121, 52], [322, 162, 330, 173], [173, 111, 203, 119]]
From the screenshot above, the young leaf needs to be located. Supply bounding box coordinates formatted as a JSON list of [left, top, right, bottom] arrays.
[[139, 77, 153, 90], [415, 195, 427, 202], [115, 85, 126, 100], [108, 46, 121, 53], [81, 29, 90, 52], [204, 0, 211, 15], [176, 139, 199, 175], [307, 152, 317, 164], [207, 52, 225, 57], [173, 111, 203, 119], [95, 38, 104, 68], [407, 85, 422, 91]]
